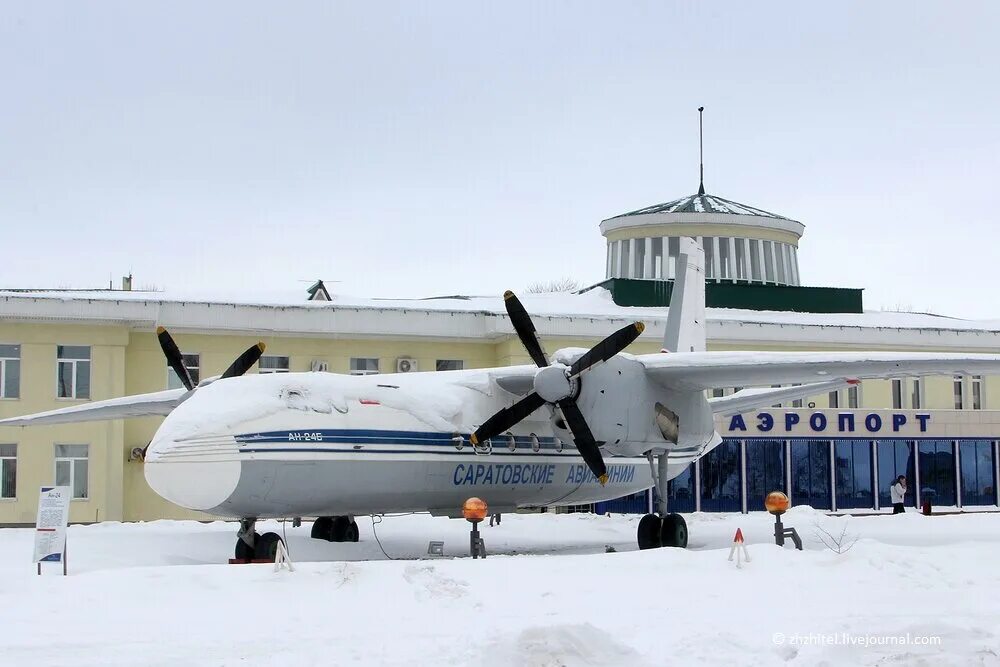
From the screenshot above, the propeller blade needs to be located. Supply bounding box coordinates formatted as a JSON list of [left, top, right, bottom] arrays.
[[156, 327, 194, 391], [470, 392, 547, 447], [558, 400, 608, 485], [568, 322, 645, 378], [221, 342, 267, 379], [504, 291, 549, 368]]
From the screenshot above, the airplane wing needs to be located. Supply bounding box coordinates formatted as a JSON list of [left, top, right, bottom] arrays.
[[708, 378, 855, 416], [0, 388, 189, 427], [636, 351, 1000, 392]]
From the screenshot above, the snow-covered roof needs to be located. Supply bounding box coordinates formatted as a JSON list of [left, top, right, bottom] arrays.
[[606, 193, 795, 222], [2, 286, 1000, 345]]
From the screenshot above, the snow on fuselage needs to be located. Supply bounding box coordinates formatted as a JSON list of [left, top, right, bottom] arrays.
[[142, 364, 704, 518]]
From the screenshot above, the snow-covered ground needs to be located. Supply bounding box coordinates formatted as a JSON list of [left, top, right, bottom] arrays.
[[2, 508, 999, 666]]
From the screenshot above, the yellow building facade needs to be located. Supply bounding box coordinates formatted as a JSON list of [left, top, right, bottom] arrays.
[[2, 188, 999, 523]]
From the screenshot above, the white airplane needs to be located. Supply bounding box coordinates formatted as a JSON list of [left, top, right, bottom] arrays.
[[5, 238, 1000, 559]]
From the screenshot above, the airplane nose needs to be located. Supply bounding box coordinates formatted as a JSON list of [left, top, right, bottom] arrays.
[[143, 435, 242, 512]]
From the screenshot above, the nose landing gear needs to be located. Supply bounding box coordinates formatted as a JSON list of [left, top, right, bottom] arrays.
[[234, 518, 284, 560]]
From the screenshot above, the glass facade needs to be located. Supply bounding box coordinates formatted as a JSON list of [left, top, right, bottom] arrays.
[[594, 439, 996, 516], [746, 439, 786, 511], [790, 440, 831, 509], [960, 440, 996, 506], [699, 439, 742, 511], [918, 440, 956, 506], [665, 463, 696, 513], [834, 440, 874, 509], [877, 440, 916, 507]]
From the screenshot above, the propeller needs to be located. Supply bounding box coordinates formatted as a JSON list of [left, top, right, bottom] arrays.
[[470, 291, 644, 485], [156, 326, 266, 391]]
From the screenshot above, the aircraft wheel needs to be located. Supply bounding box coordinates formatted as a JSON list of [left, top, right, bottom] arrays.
[[637, 514, 662, 550], [660, 513, 688, 549], [345, 520, 360, 543], [235, 531, 260, 560], [331, 516, 352, 542], [311, 517, 334, 541], [255, 532, 282, 560]]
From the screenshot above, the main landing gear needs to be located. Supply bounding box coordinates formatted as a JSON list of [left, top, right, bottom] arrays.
[[637, 453, 689, 550], [311, 515, 360, 543], [235, 518, 284, 560]]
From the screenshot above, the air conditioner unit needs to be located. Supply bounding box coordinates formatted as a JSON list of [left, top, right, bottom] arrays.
[[310, 360, 329, 372], [396, 358, 418, 373]]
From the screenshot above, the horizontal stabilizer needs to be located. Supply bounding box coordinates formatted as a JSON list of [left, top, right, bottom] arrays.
[[0, 388, 188, 427], [709, 378, 855, 416]]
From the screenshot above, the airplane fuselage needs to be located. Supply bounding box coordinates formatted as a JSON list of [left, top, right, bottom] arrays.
[[143, 363, 712, 518]]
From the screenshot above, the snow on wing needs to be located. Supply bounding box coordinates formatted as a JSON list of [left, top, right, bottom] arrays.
[[636, 351, 1000, 391]]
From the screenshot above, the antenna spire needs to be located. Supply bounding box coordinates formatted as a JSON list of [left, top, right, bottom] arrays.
[[697, 106, 705, 196]]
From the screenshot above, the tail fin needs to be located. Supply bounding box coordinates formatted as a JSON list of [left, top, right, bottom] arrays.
[[662, 237, 706, 353]]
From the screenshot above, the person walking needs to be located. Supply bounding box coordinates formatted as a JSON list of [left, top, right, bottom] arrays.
[[890, 475, 907, 514]]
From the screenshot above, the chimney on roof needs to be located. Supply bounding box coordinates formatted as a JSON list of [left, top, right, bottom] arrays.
[[122, 274, 133, 291]]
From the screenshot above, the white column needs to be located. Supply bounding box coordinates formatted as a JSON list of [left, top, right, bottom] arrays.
[[614, 241, 623, 278], [606, 243, 613, 279], [643, 237, 653, 279], [627, 239, 637, 278], [741, 237, 751, 281]]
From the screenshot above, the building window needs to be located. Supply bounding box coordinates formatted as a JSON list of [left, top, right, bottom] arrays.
[[635, 239, 646, 278], [700, 439, 742, 512], [734, 239, 747, 280], [718, 237, 732, 280], [350, 358, 379, 376], [891, 379, 903, 410], [667, 237, 679, 280], [746, 439, 787, 510], [436, 360, 464, 371], [918, 440, 956, 506], [749, 239, 762, 282], [621, 241, 631, 279], [791, 440, 831, 509], [0, 344, 20, 399], [911, 378, 922, 410], [651, 237, 663, 278], [774, 242, 787, 284], [54, 444, 88, 499], [0, 444, 15, 499], [834, 440, 874, 509], [57, 346, 90, 399], [972, 376, 983, 410], [847, 385, 860, 408], [167, 353, 200, 389], [828, 390, 840, 409], [954, 376, 964, 410], [259, 355, 290, 374], [762, 241, 775, 283], [960, 440, 997, 506], [791, 383, 803, 408], [703, 237, 716, 279]]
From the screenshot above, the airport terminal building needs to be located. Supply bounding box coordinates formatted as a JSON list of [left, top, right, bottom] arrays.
[[1, 186, 998, 524]]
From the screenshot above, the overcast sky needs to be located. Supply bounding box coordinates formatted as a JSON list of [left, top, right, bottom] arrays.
[[2, 2, 998, 318]]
